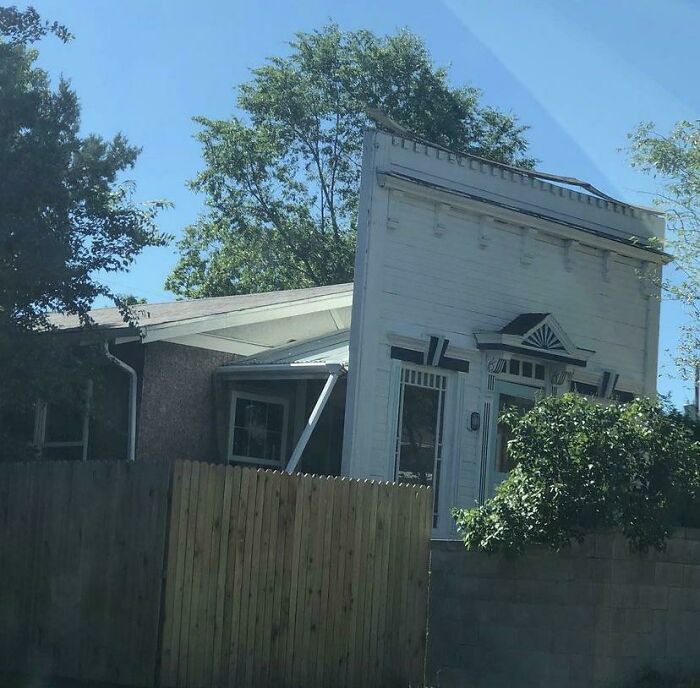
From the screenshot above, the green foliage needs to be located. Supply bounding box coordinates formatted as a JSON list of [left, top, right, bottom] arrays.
[[0, 8, 168, 459], [166, 24, 534, 297], [452, 394, 700, 556], [627, 120, 700, 376], [0, 5, 72, 45]]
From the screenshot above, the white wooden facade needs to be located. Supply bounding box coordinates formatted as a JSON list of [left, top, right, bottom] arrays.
[[342, 129, 667, 536]]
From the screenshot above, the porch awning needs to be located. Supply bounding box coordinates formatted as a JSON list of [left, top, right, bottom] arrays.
[[216, 330, 349, 380], [474, 313, 594, 367]]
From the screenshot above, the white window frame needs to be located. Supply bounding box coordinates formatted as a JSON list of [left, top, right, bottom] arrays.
[[227, 390, 290, 468], [33, 380, 92, 461]]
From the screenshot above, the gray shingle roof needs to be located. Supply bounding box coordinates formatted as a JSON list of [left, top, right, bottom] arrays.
[[48, 283, 354, 333]]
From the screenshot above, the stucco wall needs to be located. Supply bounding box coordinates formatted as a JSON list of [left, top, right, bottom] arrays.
[[137, 342, 234, 463], [428, 532, 700, 688]]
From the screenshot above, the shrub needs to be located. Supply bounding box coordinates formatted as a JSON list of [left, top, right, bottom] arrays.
[[452, 394, 700, 556]]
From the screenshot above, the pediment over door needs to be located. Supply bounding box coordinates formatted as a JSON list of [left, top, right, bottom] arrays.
[[474, 313, 594, 367]]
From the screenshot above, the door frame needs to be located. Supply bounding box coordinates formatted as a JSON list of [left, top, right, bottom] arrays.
[[485, 379, 541, 497], [388, 361, 458, 536]]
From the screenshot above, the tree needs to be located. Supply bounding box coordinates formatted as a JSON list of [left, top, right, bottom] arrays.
[[628, 121, 700, 377], [166, 25, 535, 298], [452, 394, 700, 556], [0, 6, 168, 459]]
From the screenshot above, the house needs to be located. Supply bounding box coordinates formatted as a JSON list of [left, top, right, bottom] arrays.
[[40, 128, 668, 537]]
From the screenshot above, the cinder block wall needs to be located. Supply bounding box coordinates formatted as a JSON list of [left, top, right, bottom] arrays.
[[427, 531, 700, 688]]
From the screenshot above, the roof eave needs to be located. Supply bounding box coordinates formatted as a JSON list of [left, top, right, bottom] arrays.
[[217, 361, 347, 381]]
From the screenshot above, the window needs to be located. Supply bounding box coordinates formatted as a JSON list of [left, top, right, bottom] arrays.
[[505, 356, 545, 382], [495, 393, 535, 473], [34, 382, 92, 461], [570, 380, 598, 396], [228, 392, 289, 467], [394, 367, 446, 528], [570, 380, 636, 403]]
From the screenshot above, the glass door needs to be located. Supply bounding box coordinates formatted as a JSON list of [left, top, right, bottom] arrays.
[[394, 366, 448, 529], [487, 380, 539, 496]]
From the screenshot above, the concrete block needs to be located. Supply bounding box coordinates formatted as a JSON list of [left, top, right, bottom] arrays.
[[612, 536, 636, 560], [586, 557, 613, 583], [593, 655, 615, 682], [611, 559, 656, 585], [515, 578, 548, 604], [606, 583, 640, 608], [608, 631, 653, 658], [665, 537, 700, 563], [612, 655, 648, 683], [539, 652, 571, 685], [568, 653, 595, 683], [637, 584, 669, 610], [655, 561, 684, 586], [650, 610, 668, 655], [684, 527, 700, 542], [516, 625, 553, 653], [667, 587, 688, 610], [432, 666, 479, 688], [624, 608, 654, 634], [683, 563, 700, 586], [686, 587, 700, 611], [551, 625, 594, 655], [488, 579, 520, 603]]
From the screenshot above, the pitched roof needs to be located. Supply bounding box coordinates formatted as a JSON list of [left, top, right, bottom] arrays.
[[48, 283, 354, 334], [500, 313, 549, 336]]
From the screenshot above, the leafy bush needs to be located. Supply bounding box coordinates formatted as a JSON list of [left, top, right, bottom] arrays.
[[452, 394, 700, 556]]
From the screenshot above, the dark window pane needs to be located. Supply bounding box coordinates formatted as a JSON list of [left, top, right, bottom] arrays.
[[234, 399, 249, 427], [44, 403, 83, 443], [233, 396, 286, 462], [267, 403, 284, 433], [248, 426, 265, 459], [509, 359, 520, 375], [522, 362, 533, 378], [535, 364, 545, 380], [397, 385, 439, 487], [265, 431, 282, 461], [232, 428, 249, 457], [570, 381, 598, 396]]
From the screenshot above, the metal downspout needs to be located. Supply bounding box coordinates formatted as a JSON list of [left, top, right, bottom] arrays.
[[104, 342, 137, 462]]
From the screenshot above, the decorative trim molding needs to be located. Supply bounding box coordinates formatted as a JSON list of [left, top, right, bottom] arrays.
[[478, 215, 493, 249], [520, 227, 536, 266], [375, 171, 669, 265], [387, 134, 664, 227], [387, 189, 403, 231], [390, 335, 470, 373], [478, 400, 492, 503], [602, 250, 612, 282], [434, 203, 450, 237], [563, 239, 578, 272]]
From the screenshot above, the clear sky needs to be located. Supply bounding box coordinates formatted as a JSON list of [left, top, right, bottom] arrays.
[[25, 0, 699, 405]]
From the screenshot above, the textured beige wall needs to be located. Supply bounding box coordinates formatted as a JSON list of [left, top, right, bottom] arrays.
[[428, 531, 700, 688], [137, 342, 234, 463]]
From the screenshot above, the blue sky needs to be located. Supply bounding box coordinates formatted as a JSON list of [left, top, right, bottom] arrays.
[[27, 0, 699, 405]]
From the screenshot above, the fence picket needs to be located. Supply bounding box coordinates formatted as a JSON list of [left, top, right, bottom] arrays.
[[0, 460, 431, 688]]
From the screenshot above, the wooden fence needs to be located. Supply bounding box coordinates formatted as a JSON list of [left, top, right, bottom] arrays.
[[0, 461, 171, 686], [0, 460, 432, 688]]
